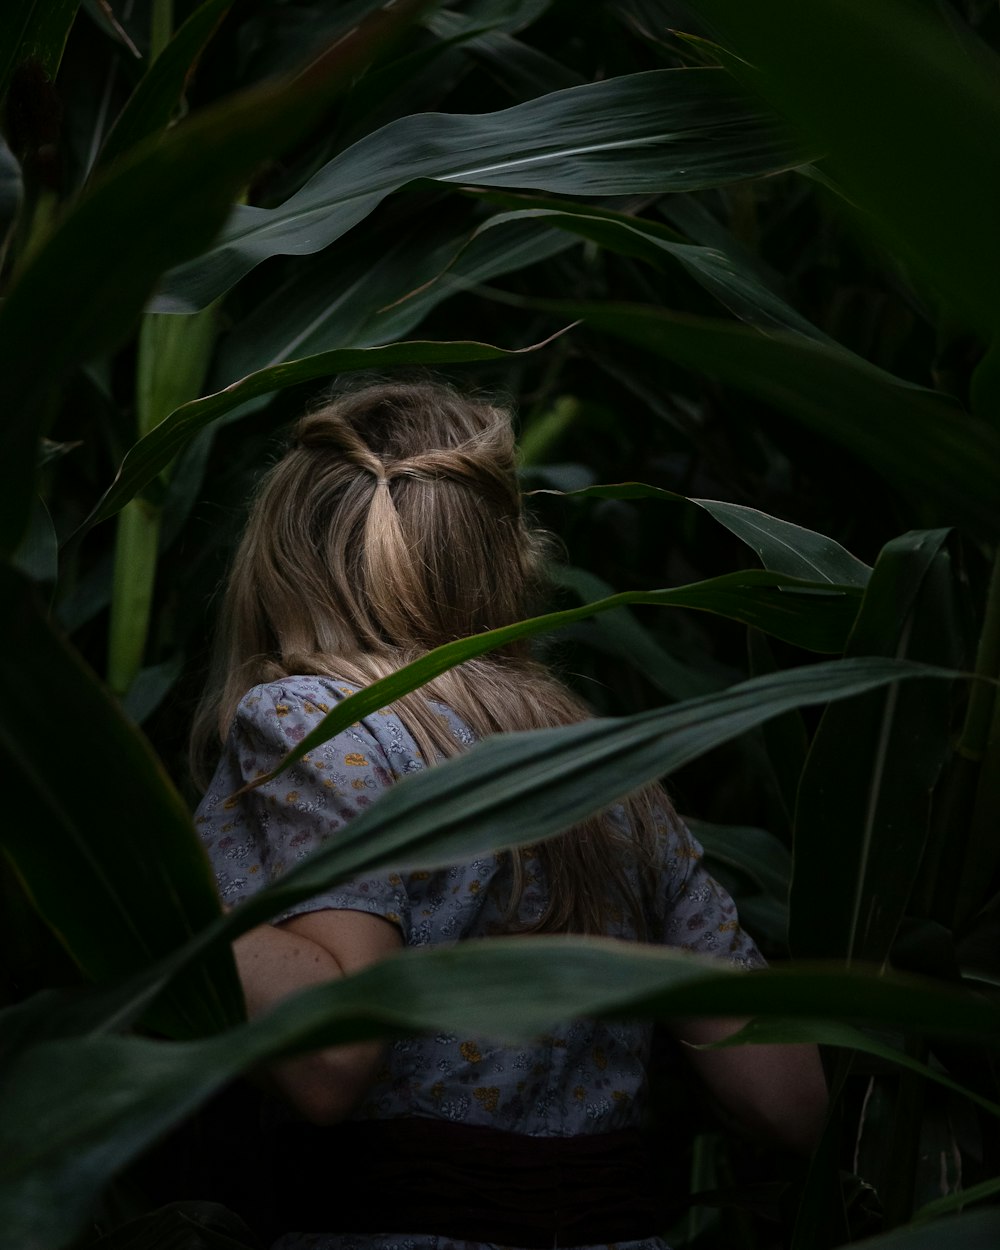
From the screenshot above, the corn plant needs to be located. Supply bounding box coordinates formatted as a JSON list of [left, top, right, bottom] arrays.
[[1, 2, 999, 1248]]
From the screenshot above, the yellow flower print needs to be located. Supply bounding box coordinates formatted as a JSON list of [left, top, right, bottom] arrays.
[[593, 1047, 608, 1071], [285, 791, 299, 803], [573, 1086, 586, 1101], [351, 779, 368, 790], [275, 704, 290, 716], [473, 1087, 500, 1113], [344, 753, 368, 766], [467, 880, 481, 894], [460, 1041, 482, 1064]]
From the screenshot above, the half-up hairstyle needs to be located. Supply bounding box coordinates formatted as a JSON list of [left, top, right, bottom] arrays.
[[191, 380, 672, 936]]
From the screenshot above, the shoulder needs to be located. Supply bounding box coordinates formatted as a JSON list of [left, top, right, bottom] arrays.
[[231, 675, 432, 781]]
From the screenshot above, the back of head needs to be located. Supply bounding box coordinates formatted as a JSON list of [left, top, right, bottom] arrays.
[[238, 381, 544, 663]]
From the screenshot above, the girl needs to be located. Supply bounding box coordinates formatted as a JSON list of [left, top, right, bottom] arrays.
[[192, 380, 826, 1250]]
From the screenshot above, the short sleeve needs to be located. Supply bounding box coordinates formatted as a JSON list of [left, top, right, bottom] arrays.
[[656, 817, 766, 970], [194, 680, 413, 937]]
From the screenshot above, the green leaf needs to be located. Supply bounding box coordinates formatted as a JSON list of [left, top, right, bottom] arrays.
[[711, 1017, 1000, 1117], [152, 68, 803, 312], [0, 0, 79, 103], [550, 564, 723, 701], [531, 302, 1000, 536], [684, 0, 1000, 340], [835, 1209, 1000, 1250], [475, 199, 835, 340], [914, 1175, 1000, 1224], [0, 566, 242, 1038], [790, 531, 961, 962], [686, 819, 791, 904], [534, 480, 871, 585], [0, 0, 437, 557], [236, 658, 951, 908], [97, 0, 234, 167], [214, 214, 573, 386], [76, 334, 565, 536], [3, 939, 999, 1250], [240, 573, 862, 788]]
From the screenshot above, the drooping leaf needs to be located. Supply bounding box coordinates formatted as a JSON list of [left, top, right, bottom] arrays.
[[710, 1017, 1000, 1117], [76, 334, 566, 535], [0, 0, 437, 556], [550, 564, 724, 702], [684, 0, 1000, 341], [213, 215, 573, 386], [3, 938, 999, 1250], [152, 68, 803, 313], [790, 531, 961, 962], [834, 1209, 1000, 1250], [533, 480, 872, 585], [0, 566, 241, 1038], [530, 302, 1000, 536], [474, 200, 836, 341]]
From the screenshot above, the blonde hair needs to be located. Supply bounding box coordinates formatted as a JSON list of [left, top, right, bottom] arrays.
[[192, 380, 671, 935]]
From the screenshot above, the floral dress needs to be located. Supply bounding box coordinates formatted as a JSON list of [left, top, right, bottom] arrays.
[[194, 675, 764, 1250]]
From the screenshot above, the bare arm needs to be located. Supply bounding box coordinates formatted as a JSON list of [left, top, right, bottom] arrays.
[[233, 909, 403, 1126], [673, 1016, 828, 1155]]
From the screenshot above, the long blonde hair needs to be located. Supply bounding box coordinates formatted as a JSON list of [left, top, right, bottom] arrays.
[[192, 380, 670, 935]]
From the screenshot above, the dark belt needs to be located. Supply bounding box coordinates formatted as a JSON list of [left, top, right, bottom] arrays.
[[270, 1117, 660, 1246]]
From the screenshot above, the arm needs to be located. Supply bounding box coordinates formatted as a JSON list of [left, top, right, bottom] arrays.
[[657, 822, 827, 1154], [673, 1016, 828, 1156], [198, 682, 413, 1124], [234, 908, 402, 1126]]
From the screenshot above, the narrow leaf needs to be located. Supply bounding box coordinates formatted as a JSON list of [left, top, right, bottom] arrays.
[[97, 0, 234, 167], [791, 532, 961, 962], [76, 335, 564, 536], [710, 1017, 1000, 1117], [0, 0, 79, 103], [534, 480, 871, 585]]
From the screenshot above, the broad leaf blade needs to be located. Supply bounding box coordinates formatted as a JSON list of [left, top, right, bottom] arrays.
[[214, 215, 573, 386], [0, 0, 435, 556], [0, 567, 241, 1038], [685, 0, 1000, 341], [152, 68, 803, 312], [2, 940, 999, 1250]]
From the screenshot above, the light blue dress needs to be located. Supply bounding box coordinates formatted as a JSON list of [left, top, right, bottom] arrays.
[[194, 675, 764, 1250]]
